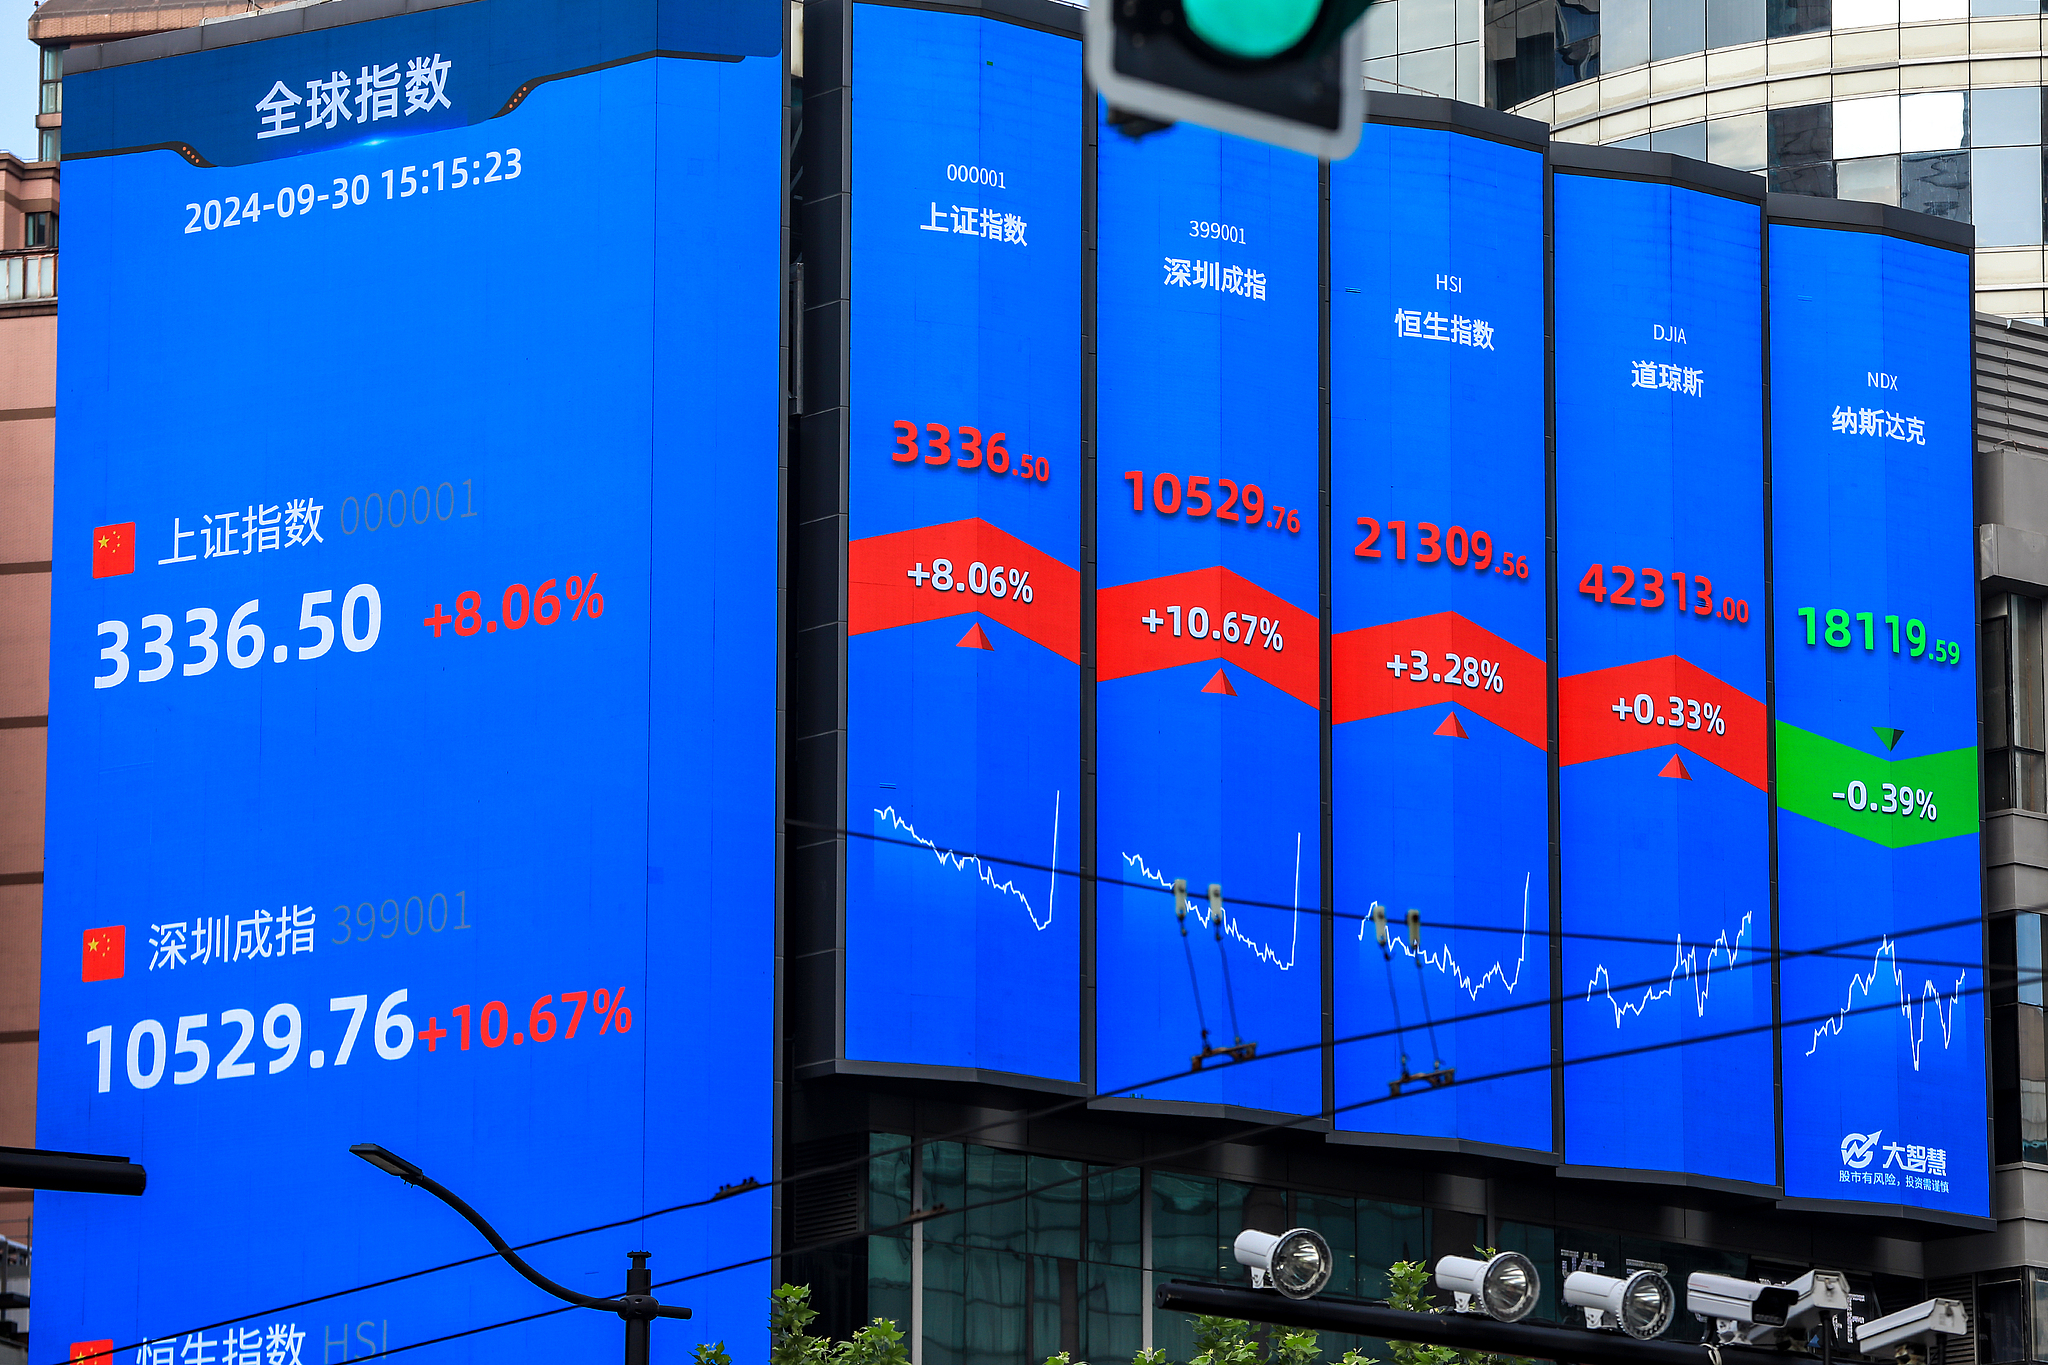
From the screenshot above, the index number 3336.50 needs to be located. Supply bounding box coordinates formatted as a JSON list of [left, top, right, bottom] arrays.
[[96, 585, 382, 688]]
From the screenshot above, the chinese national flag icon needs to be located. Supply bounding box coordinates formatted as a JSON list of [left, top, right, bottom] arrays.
[[91, 523, 135, 578], [81, 925, 124, 982], [71, 1343, 116, 1363]]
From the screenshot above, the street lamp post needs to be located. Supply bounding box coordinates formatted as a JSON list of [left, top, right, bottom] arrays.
[[350, 1142, 691, 1365]]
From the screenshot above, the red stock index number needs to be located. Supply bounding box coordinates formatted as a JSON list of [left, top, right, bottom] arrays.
[[1123, 470, 1301, 533], [1577, 564, 1749, 623], [894, 420, 1049, 482], [422, 574, 605, 639], [1353, 518, 1528, 578]]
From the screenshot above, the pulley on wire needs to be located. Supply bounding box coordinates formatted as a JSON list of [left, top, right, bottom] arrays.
[[1369, 901, 1454, 1096], [1175, 878, 1257, 1071]]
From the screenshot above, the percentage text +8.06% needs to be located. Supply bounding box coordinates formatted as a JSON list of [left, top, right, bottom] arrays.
[[423, 574, 604, 639]]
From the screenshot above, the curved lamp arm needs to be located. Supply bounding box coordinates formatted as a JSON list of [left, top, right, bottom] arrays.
[[350, 1143, 691, 1320]]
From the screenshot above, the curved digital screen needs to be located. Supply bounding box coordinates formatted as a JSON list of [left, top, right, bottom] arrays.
[[1771, 223, 1985, 1214], [843, 2, 1083, 1083], [1328, 120, 1551, 1151], [1094, 119, 1321, 1114], [1553, 172, 1772, 1184], [39, 4, 782, 1356]]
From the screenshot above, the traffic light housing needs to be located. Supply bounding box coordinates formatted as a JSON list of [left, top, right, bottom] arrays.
[[1086, 0, 1373, 159]]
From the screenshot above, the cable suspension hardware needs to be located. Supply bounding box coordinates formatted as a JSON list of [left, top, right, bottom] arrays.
[[1183, 880, 1257, 1070], [1371, 901, 1455, 1096]]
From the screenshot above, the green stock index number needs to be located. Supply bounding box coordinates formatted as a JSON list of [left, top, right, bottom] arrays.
[[1796, 607, 1962, 664]]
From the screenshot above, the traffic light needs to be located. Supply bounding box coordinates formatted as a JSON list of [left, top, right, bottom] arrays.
[[1085, 0, 1374, 159]]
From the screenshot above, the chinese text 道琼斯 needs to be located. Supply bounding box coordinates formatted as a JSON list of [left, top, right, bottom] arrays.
[[1394, 308, 1495, 349], [1164, 258, 1267, 300], [256, 54, 452, 139], [1831, 405, 1927, 444], [918, 203, 1027, 245], [147, 907, 317, 972], [1630, 360, 1705, 397], [158, 499, 323, 566], [133, 1322, 306, 1365]]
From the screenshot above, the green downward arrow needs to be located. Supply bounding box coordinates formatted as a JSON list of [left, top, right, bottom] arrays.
[[1775, 721, 1979, 848]]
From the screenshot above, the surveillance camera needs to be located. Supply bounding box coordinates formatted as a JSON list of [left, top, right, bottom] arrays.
[[1856, 1298, 1968, 1363], [1233, 1227, 1333, 1300], [1688, 1273, 1800, 1328], [1435, 1252, 1541, 1323], [1565, 1269, 1676, 1340], [1762, 1270, 1854, 1346]]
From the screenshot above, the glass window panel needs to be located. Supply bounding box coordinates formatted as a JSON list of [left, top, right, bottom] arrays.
[[1835, 94, 1901, 157], [1973, 0, 2034, 16], [961, 1248, 1029, 1365], [1766, 0, 1829, 37], [2015, 596, 2044, 751], [1401, 0, 1458, 52], [1710, 112, 1769, 168], [1900, 0, 1966, 18], [1150, 1172, 1220, 1277], [872, 1134, 914, 1227], [1902, 149, 1971, 220], [1832, 0, 1897, 22], [1769, 161, 1837, 194], [965, 1146, 1030, 1253], [1216, 1180, 1251, 1280], [1706, 0, 1767, 44], [1769, 103, 1833, 163], [1081, 1263, 1144, 1364], [2026, 1075, 2048, 1163], [1605, 0, 1651, 67], [1460, 39, 1484, 100], [1087, 1166, 1142, 1267], [1030, 1256, 1063, 1363], [1970, 86, 2040, 146], [1982, 1279, 2028, 1365], [1902, 90, 1966, 151], [1295, 1193, 1360, 1299], [1614, 132, 1655, 149], [1357, 1201, 1429, 1300], [1460, 0, 1485, 42], [1990, 749, 2017, 811], [872, 1234, 914, 1332], [1028, 1156, 1085, 1261], [1364, 0, 1398, 56], [1653, 120, 1709, 159], [924, 1141, 967, 1247], [1836, 153, 1902, 203], [1400, 44, 1458, 96], [2020, 913, 2043, 1007], [927, 1242, 967, 1365], [1986, 603, 2013, 751], [1495, 1221, 1560, 1323], [1652, 0, 1708, 57], [1366, 54, 1399, 91], [1558, 0, 1601, 80], [1972, 146, 2038, 244], [2025, 750, 2048, 811]]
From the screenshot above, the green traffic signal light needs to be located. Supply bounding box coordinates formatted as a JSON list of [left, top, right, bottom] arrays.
[[1181, 0, 1323, 58]]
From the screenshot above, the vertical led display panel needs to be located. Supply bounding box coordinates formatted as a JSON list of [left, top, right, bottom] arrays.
[[40, 0, 781, 1354], [1095, 120, 1321, 1113], [1553, 158, 1771, 1182], [1770, 215, 1984, 1213], [1328, 107, 1550, 1151], [842, 1, 1083, 1082]]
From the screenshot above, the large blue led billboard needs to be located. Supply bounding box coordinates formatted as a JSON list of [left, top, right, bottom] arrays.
[[841, 1, 1083, 1084], [1770, 219, 1986, 1214], [40, 0, 782, 1357], [1553, 165, 1772, 1183], [1094, 119, 1321, 1114], [1327, 115, 1550, 1151]]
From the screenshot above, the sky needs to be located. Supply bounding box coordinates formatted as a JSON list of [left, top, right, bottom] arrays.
[[0, 0, 37, 160]]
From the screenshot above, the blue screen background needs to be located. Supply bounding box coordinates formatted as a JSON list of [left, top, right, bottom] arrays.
[[1554, 175, 1773, 1183], [1093, 119, 1321, 1114], [1771, 224, 1985, 1214], [39, 16, 781, 1360], [844, 2, 1082, 1083], [1327, 123, 1551, 1151]]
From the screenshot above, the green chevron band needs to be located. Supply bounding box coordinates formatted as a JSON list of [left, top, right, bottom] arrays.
[[1774, 721, 1980, 848]]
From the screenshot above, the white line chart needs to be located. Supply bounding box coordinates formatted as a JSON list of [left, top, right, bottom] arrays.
[[1122, 834, 1302, 969], [1584, 911, 1755, 1026], [1356, 873, 1532, 1001], [872, 793, 1061, 931], [1804, 935, 1968, 1070]]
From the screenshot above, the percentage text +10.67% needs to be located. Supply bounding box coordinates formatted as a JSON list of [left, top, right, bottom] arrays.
[[1140, 604, 1282, 650], [423, 575, 604, 638], [1385, 650, 1505, 693]]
